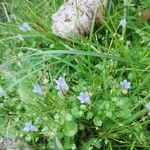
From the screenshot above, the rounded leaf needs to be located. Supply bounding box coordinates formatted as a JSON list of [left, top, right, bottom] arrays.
[[63, 121, 77, 137], [93, 117, 102, 127]]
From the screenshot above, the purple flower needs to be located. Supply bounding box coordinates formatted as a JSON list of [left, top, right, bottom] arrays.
[[19, 22, 31, 32], [119, 19, 126, 28], [33, 85, 43, 95], [146, 101, 150, 111], [78, 92, 90, 104], [23, 122, 37, 132], [0, 87, 4, 97], [55, 76, 69, 92], [120, 80, 131, 89]]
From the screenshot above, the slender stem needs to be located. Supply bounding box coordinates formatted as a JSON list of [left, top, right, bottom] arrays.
[[122, 0, 127, 37], [2, 2, 11, 23]]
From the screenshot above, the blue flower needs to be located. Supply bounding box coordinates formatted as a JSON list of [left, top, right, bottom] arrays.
[[55, 76, 69, 92], [146, 101, 150, 111], [0, 87, 4, 97], [19, 22, 31, 32], [120, 80, 131, 89], [23, 122, 37, 132], [33, 85, 43, 95], [119, 19, 126, 28], [78, 92, 90, 104]]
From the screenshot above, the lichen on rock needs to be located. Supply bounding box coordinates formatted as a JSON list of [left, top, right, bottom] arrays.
[[51, 0, 108, 38]]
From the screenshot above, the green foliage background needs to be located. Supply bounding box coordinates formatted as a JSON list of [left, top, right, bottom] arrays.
[[0, 0, 150, 149]]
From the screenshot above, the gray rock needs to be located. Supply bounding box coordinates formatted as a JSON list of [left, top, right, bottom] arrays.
[[51, 0, 108, 38]]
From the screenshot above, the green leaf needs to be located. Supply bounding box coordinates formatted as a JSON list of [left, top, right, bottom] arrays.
[[81, 138, 101, 150], [54, 137, 63, 150], [86, 112, 93, 120], [18, 80, 35, 104], [93, 117, 102, 127], [64, 136, 74, 149], [25, 135, 32, 142], [63, 121, 78, 137], [89, 138, 101, 149], [0, 117, 6, 134]]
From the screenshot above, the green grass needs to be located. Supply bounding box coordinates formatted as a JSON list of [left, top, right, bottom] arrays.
[[0, 0, 150, 149]]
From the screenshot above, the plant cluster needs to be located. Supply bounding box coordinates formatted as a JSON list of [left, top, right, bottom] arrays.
[[0, 0, 150, 149]]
